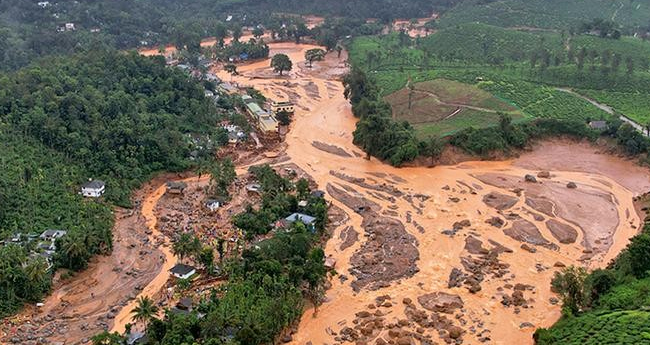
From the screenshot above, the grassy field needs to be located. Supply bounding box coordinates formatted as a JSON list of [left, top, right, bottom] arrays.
[[437, 0, 650, 30], [385, 79, 527, 137]]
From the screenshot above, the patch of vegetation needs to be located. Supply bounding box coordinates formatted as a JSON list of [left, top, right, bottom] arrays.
[[437, 0, 650, 33], [535, 218, 650, 344], [579, 90, 650, 125], [420, 23, 565, 64], [0, 49, 235, 317], [234, 165, 328, 237]]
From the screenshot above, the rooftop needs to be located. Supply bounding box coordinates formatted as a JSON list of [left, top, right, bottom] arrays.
[[589, 120, 608, 129], [285, 213, 316, 225], [82, 180, 105, 189], [170, 263, 196, 276], [166, 181, 188, 190]]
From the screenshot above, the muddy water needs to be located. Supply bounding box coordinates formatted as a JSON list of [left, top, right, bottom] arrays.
[[215, 43, 650, 344]]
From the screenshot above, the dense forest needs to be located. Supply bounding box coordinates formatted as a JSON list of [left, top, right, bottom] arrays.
[[0, 49, 230, 317]]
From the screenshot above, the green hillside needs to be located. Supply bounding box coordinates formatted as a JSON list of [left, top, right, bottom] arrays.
[[438, 0, 650, 31]]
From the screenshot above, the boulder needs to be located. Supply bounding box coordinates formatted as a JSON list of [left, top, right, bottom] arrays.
[[453, 219, 471, 230], [448, 268, 464, 288], [448, 326, 463, 339], [524, 174, 537, 183], [566, 182, 577, 189], [520, 243, 537, 253], [417, 292, 464, 314], [537, 171, 551, 178], [519, 322, 535, 329], [485, 217, 505, 228]]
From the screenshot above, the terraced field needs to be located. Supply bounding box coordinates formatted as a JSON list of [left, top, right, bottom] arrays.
[[385, 79, 526, 137]]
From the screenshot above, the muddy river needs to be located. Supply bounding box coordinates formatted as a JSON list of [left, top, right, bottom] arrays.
[[214, 43, 650, 344]]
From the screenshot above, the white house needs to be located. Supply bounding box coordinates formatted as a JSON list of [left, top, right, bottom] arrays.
[[205, 199, 221, 212], [170, 264, 196, 280], [40, 229, 67, 241], [81, 180, 106, 198]]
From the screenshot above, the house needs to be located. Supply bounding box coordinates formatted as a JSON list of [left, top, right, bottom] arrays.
[[271, 100, 295, 114], [246, 184, 262, 194], [177, 297, 194, 311], [205, 90, 214, 97], [40, 229, 67, 241], [38, 241, 56, 252], [223, 125, 246, 144], [298, 200, 308, 207], [218, 82, 238, 95], [81, 180, 105, 198], [205, 199, 221, 212], [284, 213, 317, 232], [169, 263, 196, 279], [242, 95, 278, 133], [589, 120, 608, 130], [166, 181, 188, 195], [170, 297, 193, 315], [205, 73, 221, 83], [127, 332, 149, 345]]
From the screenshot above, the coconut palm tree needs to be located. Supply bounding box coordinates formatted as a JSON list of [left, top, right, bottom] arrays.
[[131, 296, 159, 328]]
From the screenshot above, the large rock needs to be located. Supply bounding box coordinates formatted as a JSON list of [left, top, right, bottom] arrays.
[[566, 182, 577, 189], [448, 268, 465, 288], [417, 292, 463, 314], [485, 216, 505, 228], [524, 174, 537, 183], [537, 171, 551, 178]]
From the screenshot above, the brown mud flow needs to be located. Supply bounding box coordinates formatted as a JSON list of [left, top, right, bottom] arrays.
[[4, 41, 648, 345], [214, 43, 650, 345]]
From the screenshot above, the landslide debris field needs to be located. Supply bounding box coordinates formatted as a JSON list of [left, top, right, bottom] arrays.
[[213, 43, 650, 345], [4, 42, 649, 345]]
